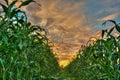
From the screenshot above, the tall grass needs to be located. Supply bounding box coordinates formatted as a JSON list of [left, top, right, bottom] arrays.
[[65, 20, 120, 80], [0, 0, 60, 80]]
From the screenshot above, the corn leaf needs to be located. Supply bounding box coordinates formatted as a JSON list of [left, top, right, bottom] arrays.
[[107, 27, 114, 37], [0, 3, 8, 14], [18, 40, 23, 50], [107, 20, 120, 33], [9, 0, 18, 9], [5, 0, 9, 5], [10, 8, 20, 19], [115, 25, 120, 33], [0, 58, 4, 68], [103, 20, 120, 33], [19, 0, 35, 8], [102, 29, 107, 38]]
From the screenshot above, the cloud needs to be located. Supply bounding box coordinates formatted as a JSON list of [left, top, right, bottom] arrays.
[[1, 0, 120, 63], [24, 0, 98, 62], [25, 0, 95, 46], [98, 13, 118, 21]]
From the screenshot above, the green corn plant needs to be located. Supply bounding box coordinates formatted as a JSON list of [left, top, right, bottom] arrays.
[[65, 20, 120, 80], [0, 0, 60, 80]]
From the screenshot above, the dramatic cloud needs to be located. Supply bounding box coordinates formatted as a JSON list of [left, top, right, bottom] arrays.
[[26, 0, 95, 43], [1, 0, 119, 63], [24, 0, 120, 62], [25, 0, 97, 63]]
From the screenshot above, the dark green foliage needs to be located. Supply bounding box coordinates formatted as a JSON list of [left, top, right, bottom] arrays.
[[65, 47, 98, 80], [65, 20, 120, 80], [19, 0, 36, 8], [0, 0, 60, 80], [1, 0, 119, 80]]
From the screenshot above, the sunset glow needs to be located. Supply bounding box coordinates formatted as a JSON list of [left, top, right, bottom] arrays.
[[26, 0, 120, 67], [1, 0, 120, 79], [1, 0, 119, 67]]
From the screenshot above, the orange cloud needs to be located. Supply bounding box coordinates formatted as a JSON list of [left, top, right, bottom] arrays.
[[25, 0, 96, 63], [26, 0, 93, 39], [0, 0, 98, 62], [0, 0, 119, 67]]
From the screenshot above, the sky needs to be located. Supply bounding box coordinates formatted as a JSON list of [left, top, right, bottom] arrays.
[[25, 0, 120, 66], [26, 0, 120, 43], [1, 0, 120, 66]]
